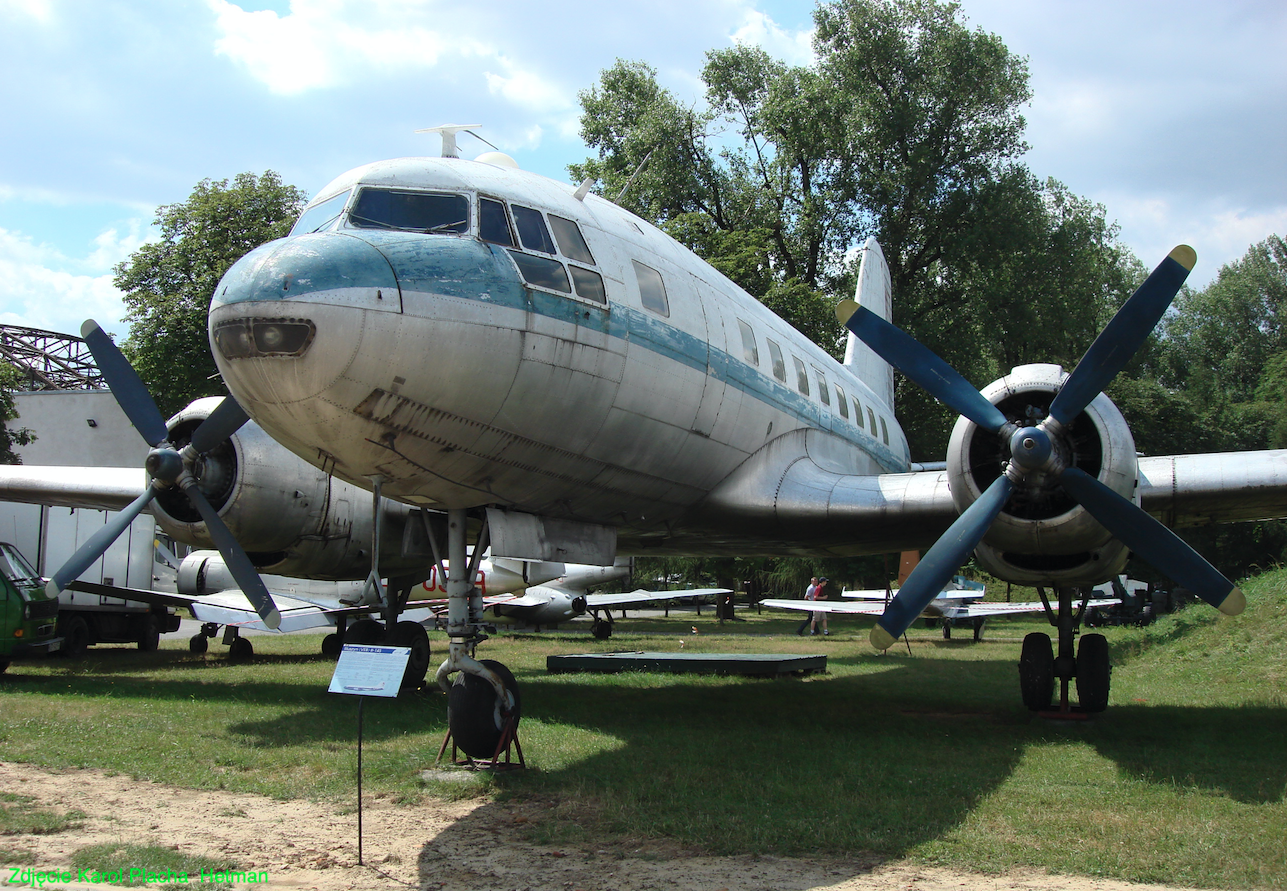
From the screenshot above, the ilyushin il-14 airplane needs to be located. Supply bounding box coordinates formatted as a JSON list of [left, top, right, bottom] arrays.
[[6, 123, 1287, 752]]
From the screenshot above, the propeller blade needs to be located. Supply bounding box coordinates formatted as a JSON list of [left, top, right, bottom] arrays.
[[1059, 466, 1244, 616], [189, 395, 250, 454], [184, 484, 282, 630], [46, 487, 157, 597], [80, 320, 170, 447], [871, 474, 1014, 650], [837, 301, 1008, 432], [1048, 246, 1195, 427]]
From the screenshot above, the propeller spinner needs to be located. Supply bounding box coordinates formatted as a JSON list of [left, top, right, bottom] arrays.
[[838, 246, 1244, 651], [46, 321, 282, 630]]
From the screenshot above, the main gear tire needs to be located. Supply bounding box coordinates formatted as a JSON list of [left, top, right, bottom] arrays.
[[1019, 632, 1054, 711], [1075, 632, 1111, 713], [388, 621, 431, 688]]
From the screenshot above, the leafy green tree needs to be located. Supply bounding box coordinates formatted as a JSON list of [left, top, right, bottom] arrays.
[[0, 364, 35, 464], [115, 171, 307, 416], [573, 0, 1138, 459]]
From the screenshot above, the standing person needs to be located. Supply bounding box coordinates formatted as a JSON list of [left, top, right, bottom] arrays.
[[796, 577, 818, 635], [810, 577, 831, 636]]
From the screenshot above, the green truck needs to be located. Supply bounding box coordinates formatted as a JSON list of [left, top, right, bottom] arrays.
[[0, 541, 62, 671]]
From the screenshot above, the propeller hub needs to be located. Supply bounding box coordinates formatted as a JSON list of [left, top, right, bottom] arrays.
[[145, 447, 184, 484], [1009, 425, 1053, 472]]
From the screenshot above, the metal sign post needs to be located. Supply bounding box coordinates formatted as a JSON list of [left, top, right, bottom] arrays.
[[328, 644, 411, 866]]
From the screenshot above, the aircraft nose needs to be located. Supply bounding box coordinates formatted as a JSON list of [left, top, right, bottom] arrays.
[[209, 233, 400, 407], [212, 232, 399, 311]]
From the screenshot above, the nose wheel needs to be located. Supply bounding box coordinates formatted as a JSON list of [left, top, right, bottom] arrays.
[[446, 658, 523, 761]]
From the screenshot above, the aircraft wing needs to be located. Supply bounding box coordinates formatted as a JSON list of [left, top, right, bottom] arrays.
[[67, 580, 441, 633], [586, 587, 729, 608], [760, 598, 887, 615], [0, 466, 145, 512], [937, 598, 1117, 618]]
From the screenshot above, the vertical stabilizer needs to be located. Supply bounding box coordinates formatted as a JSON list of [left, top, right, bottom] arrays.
[[843, 237, 895, 410]]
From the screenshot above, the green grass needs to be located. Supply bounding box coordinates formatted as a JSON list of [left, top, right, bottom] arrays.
[[2, 569, 1286, 888]]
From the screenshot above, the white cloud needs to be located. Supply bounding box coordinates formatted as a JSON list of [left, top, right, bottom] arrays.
[[731, 8, 814, 66], [206, 0, 449, 95], [0, 229, 130, 337], [0, 0, 53, 23]]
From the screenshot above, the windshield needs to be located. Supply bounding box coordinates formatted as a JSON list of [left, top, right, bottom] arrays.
[[290, 189, 350, 236], [0, 542, 41, 588], [348, 188, 469, 234]]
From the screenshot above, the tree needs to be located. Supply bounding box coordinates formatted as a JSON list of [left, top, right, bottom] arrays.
[[573, 0, 1138, 459], [115, 172, 307, 416], [0, 364, 35, 464]]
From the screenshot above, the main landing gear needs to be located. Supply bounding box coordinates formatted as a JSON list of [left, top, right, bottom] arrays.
[[1018, 586, 1111, 718]]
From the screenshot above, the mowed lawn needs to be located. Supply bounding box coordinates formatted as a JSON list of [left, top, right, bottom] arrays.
[[2, 568, 1285, 889]]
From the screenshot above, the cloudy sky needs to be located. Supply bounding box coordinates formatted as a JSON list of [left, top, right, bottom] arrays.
[[2, 0, 1284, 340]]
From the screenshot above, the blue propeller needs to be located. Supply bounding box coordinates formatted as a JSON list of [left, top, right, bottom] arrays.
[[47, 321, 282, 630], [838, 246, 1242, 649]]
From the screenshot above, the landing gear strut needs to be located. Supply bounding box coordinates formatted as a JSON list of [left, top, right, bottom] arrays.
[[1017, 586, 1111, 717], [431, 508, 524, 767]]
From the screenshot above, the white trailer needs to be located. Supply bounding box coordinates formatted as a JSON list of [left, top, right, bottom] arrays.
[[0, 390, 180, 655]]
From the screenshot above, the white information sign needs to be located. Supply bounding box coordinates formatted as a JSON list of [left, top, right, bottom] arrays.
[[328, 644, 411, 698]]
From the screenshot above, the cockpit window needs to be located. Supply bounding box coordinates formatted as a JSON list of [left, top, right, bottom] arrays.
[[548, 215, 596, 265], [348, 188, 468, 233], [512, 205, 557, 254], [290, 190, 350, 236], [479, 198, 515, 246], [508, 250, 571, 293]]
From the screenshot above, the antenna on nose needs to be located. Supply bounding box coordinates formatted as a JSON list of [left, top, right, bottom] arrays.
[[415, 124, 497, 159]]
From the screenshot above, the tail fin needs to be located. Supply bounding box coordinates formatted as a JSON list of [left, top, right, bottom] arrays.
[[843, 237, 895, 410]]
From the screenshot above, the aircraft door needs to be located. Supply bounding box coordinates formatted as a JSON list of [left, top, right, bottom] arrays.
[[690, 274, 726, 437]]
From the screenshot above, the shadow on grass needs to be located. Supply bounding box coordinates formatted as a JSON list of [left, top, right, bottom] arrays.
[[1089, 703, 1287, 804]]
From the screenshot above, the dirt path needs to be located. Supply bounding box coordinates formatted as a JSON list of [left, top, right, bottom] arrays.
[[1, 761, 1187, 891]]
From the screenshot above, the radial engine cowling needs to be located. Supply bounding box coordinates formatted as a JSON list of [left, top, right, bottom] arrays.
[[945, 364, 1137, 586], [151, 398, 409, 579]]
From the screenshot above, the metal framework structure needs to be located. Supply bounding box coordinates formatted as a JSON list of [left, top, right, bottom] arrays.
[[0, 325, 105, 391]]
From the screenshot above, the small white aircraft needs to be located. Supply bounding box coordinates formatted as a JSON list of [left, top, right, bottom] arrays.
[[75, 550, 721, 661], [763, 576, 1116, 641]]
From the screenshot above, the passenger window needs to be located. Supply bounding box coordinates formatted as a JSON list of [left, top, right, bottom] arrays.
[[737, 320, 759, 366], [508, 251, 570, 293], [853, 398, 864, 429], [816, 371, 830, 406], [767, 340, 786, 382], [479, 198, 514, 246], [867, 407, 878, 435], [569, 266, 606, 303], [793, 357, 809, 396], [349, 188, 468, 233], [549, 215, 596, 265], [880, 416, 890, 445], [836, 386, 849, 419], [512, 205, 557, 254], [291, 190, 350, 236], [633, 261, 670, 317]]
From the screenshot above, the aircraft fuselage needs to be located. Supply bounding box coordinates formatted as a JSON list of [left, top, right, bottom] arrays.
[[210, 156, 910, 555]]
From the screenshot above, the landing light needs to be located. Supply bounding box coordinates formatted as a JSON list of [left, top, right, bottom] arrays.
[[214, 319, 316, 360]]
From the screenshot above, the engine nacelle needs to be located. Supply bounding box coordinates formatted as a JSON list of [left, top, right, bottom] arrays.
[[945, 364, 1136, 586], [152, 398, 419, 580]]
